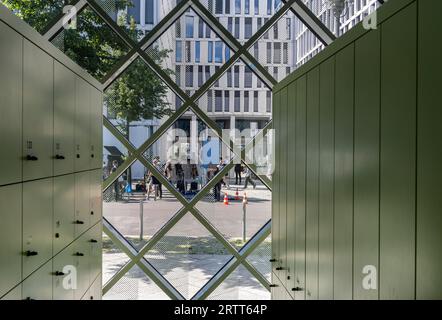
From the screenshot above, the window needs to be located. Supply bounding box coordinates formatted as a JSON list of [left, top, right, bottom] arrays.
[[234, 17, 240, 39], [273, 67, 278, 81], [127, 0, 140, 24], [215, 66, 221, 86], [275, 0, 281, 10], [225, 0, 231, 14], [266, 91, 271, 112], [205, 66, 211, 82], [198, 18, 204, 38], [175, 21, 181, 38], [286, 67, 291, 77], [266, 42, 271, 64], [244, 91, 249, 112], [227, 68, 232, 87], [225, 46, 231, 61], [185, 16, 194, 38], [215, 0, 223, 14], [257, 18, 262, 33], [175, 65, 181, 85], [267, 0, 272, 15], [234, 66, 240, 88], [254, 0, 259, 15], [145, 0, 154, 24], [207, 90, 213, 112], [253, 43, 259, 60], [254, 91, 258, 112], [186, 66, 194, 87], [283, 42, 288, 64], [228, 17, 233, 33], [224, 91, 230, 112], [195, 41, 201, 63], [286, 18, 291, 40], [215, 90, 222, 112], [198, 66, 203, 87], [244, 66, 252, 88], [215, 41, 223, 63], [176, 41, 182, 62], [185, 41, 191, 62], [244, 17, 252, 39], [235, 0, 241, 14], [263, 18, 269, 39], [245, 0, 250, 14], [206, 23, 211, 38], [208, 41, 213, 63], [273, 21, 278, 39], [234, 91, 241, 112], [176, 94, 182, 110], [274, 42, 281, 64]]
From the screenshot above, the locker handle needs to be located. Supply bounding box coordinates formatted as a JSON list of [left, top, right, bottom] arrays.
[[55, 154, 65, 160], [26, 155, 38, 161], [292, 287, 303, 292], [75, 252, 84, 256], [269, 259, 277, 262], [276, 267, 284, 271], [54, 271, 65, 276], [76, 154, 80, 158], [269, 284, 278, 288], [75, 220, 84, 224], [90, 239, 98, 243], [24, 250, 38, 256]]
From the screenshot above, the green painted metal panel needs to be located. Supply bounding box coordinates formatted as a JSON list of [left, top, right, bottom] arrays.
[[294, 76, 307, 300], [53, 174, 75, 255], [416, 0, 442, 300], [0, 285, 21, 300], [333, 43, 354, 300], [52, 245, 74, 300], [379, 2, 417, 300], [73, 233, 92, 300], [75, 76, 91, 172], [22, 39, 54, 181], [353, 29, 380, 300], [22, 261, 53, 300], [318, 57, 335, 300], [278, 87, 288, 282], [0, 21, 22, 186], [286, 81, 297, 298], [271, 92, 280, 275], [305, 67, 320, 300], [90, 169, 103, 226], [54, 61, 75, 176], [90, 87, 103, 170], [0, 184, 22, 297], [75, 171, 91, 237]]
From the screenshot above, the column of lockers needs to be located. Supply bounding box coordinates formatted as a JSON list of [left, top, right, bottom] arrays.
[[0, 19, 103, 300]]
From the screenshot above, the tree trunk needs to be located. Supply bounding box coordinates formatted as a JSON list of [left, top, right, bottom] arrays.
[[126, 119, 132, 188]]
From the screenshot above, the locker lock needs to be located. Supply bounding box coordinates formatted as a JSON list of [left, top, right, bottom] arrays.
[[276, 267, 284, 271], [90, 239, 98, 243], [91, 154, 95, 158], [24, 250, 38, 257], [90, 211, 94, 215], [75, 252, 84, 256], [55, 233, 60, 238], [269, 284, 278, 288], [75, 220, 84, 225], [76, 154, 80, 158], [26, 155, 38, 161], [292, 287, 303, 292], [54, 271, 65, 276], [55, 154, 65, 160], [269, 259, 277, 263]]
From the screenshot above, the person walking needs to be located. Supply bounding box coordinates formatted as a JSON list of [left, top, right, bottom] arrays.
[[234, 163, 242, 185], [243, 166, 256, 189]]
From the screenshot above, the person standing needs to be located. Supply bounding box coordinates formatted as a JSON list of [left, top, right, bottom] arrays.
[[234, 163, 242, 185]]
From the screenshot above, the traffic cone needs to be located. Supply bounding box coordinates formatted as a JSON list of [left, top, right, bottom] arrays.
[[243, 192, 248, 205], [235, 188, 240, 200], [223, 193, 229, 205]]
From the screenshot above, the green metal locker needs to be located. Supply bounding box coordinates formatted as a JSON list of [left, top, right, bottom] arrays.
[[22, 261, 53, 300], [271, 92, 280, 274], [90, 88, 103, 170], [416, 0, 442, 300], [22, 40, 53, 181], [52, 245, 74, 300], [73, 233, 92, 300], [380, 3, 417, 300], [54, 61, 76, 176], [90, 169, 103, 226], [333, 44, 355, 300], [88, 223, 103, 283], [0, 285, 21, 300], [318, 57, 335, 300], [0, 21, 22, 186], [294, 76, 307, 300], [75, 76, 91, 172], [53, 174, 75, 255], [353, 30, 380, 300], [75, 171, 91, 237], [89, 274, 103, 300], [286, 81, 297, 298], [22, 178, 53, 278], [0, 184, 22, 297], [305, 68, 320, 300]]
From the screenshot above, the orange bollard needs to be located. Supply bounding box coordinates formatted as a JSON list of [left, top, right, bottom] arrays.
[[223, 193, 229, 205]]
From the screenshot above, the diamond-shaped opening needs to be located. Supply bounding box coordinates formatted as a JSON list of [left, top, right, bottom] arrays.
[[206, 264, 270, 300], [246, 235, 271, 282], [143, 109, 233, 201], [145, 7, 236, 96], [103, 160, 184, 249], [103, 57, 179, 147], [247, 9, 323, 76], [49, 6, 130, 81], [0, 0, 68, 34], [103, 264, 171, 300], [195, 161, 271, 249], [200, 0, 286, 42], [95, 0, 177, 42], [196, 58, 272, 135], [144, 213, 233, 300], [102, 233, 131, 285]]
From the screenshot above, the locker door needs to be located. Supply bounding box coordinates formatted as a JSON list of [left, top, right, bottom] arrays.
[[22, 261, 53, 300], [75, 171, 91, 237], [0, 184, 22, 297], [23, 40, 53, 181], [0, 21, 22, 186], [53, 245, 74, 300], [305, 67, 320, 300], [271, 92, 280, 273], [53, 174, 75, 255], [54, 61, 75, 176], [0, 285, 21, 300], [90, 169, 103, 226], [23, 178, 53, 278], [73, 234, 91, 300], [88, 223, 102, 282], [294, 76, 307, 300], [75, 76, 91, 172], [89, 87, 103, 170], [89, 274, 102, 300]]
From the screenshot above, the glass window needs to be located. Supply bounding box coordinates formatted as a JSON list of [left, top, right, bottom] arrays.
[[234, 91, 241, 112], [207, 90, 213, 112], [175, 65, 181, 85], [286, 18, 291, 40], [195, 41, 201, 63], [206, 23, 211, 38], [215, 41, 223, 63], [274, 42, 281, 64], [257, 18, 262, 32], [205, 66, 211, 82], [215, 90, 223, 112], [253, 43, 259, 60], [286, 66, 291, 77], [274, 21, 278, 39], [234, 66, 240, 88], [235, 0, 241, 14], [254, 0, 259, 15], [199, 18, 204, 38], [263, 18, 269, 39], [225, 0, 231, 14], [266, 42, 271, 64], [198, 66, 203, 87], [175, 21, 181, 38], [176, 94, 182, 110], [234, 17, 240, 39], [244, 17, 252, 39], [244, 66, 252, 88], [176, 41, 182, 62], [186, 66, 194, 87], [215, 66, 221, 87], [254, 91, 259, 112], [273, 67, 278, 81], [225, 46, 231, 61], [244, 91, 249, 112], [224, 91, 230, 112], [145, 0, 154, 24], [274, 0, 281, 10], [267, 0, 272, 15], [185, 41, 191, 62], [127, 0, 140, 24], [185, 16, 194, 38], [266, 91, 271, 112], [245, 0, 250, 15], [216, 0, 223, 14], [283, 42, 288, 64], [228, 17, 233, 33], [227, 68, 233, 87], [208, 41, 213, 63]]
